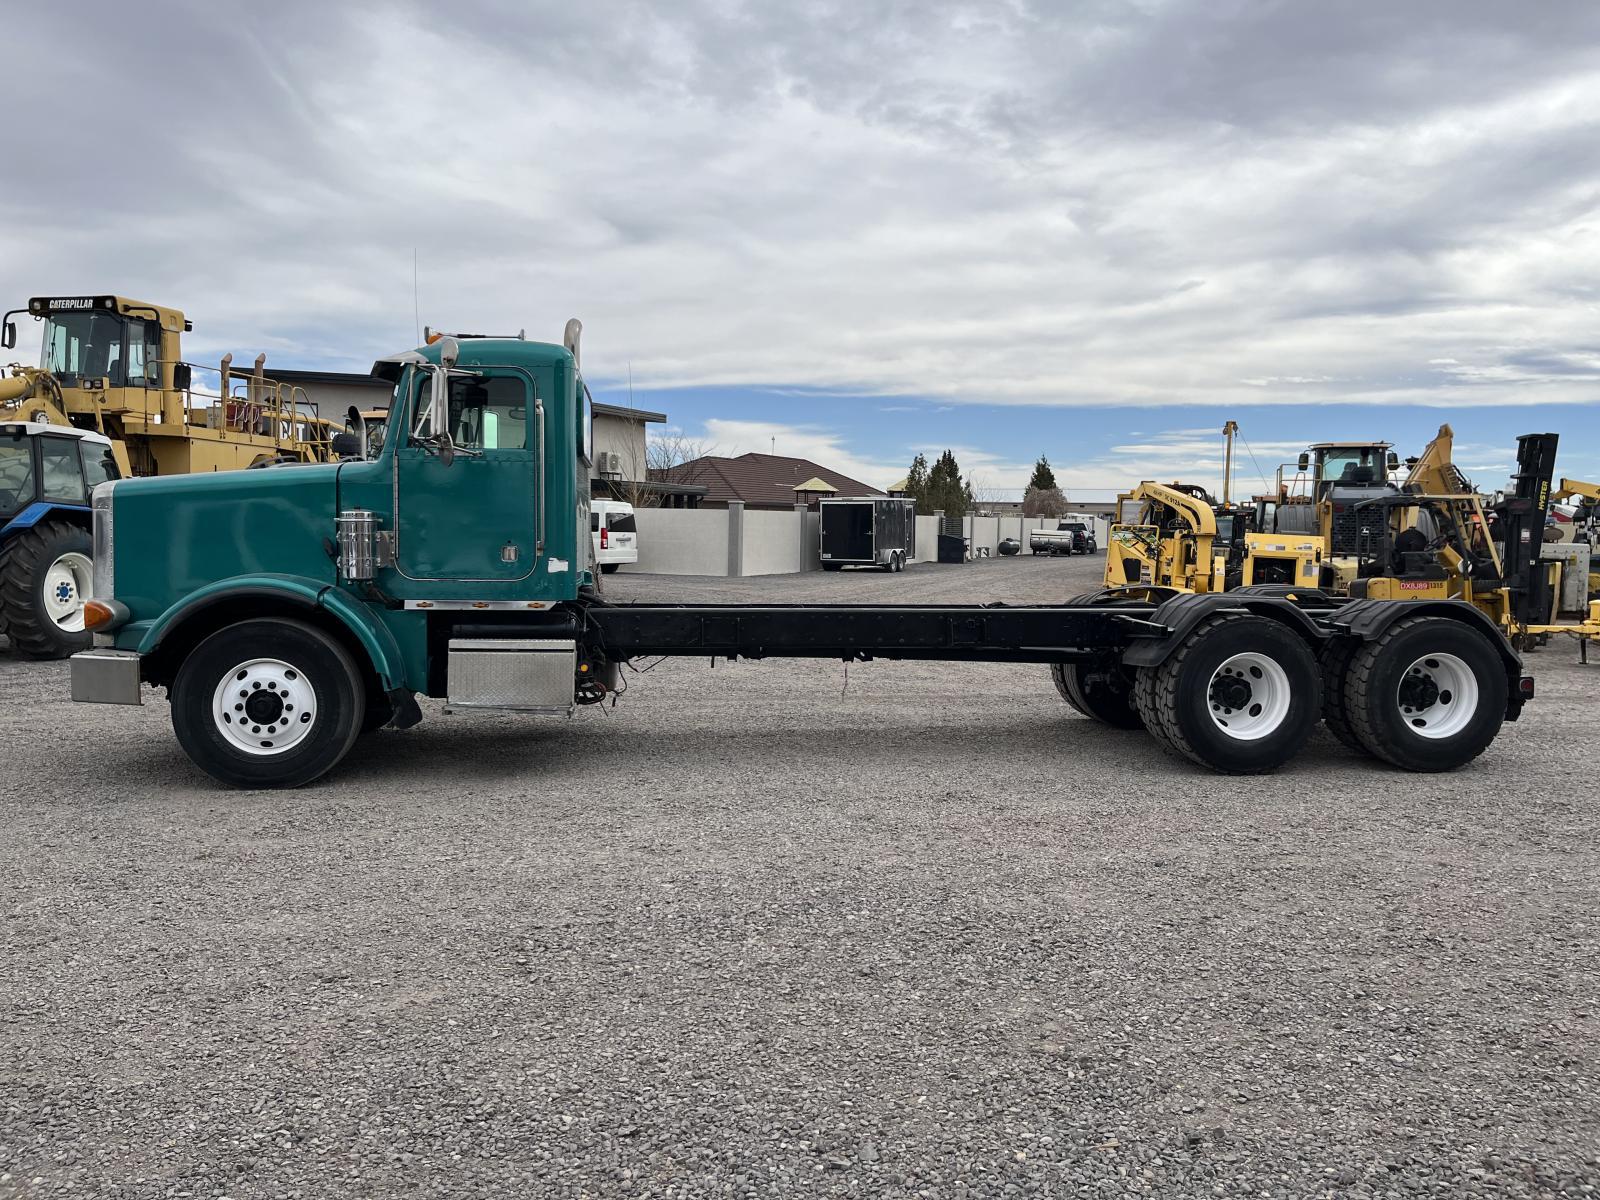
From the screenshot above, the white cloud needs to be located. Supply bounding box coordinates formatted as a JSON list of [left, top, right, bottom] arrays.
[[5, 2, 1600, 416]]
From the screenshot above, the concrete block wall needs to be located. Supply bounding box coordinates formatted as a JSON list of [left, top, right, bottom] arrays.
[[743, 507, 808, 575], [631, 507, 730, 575], [622, 506, 1110, 576]]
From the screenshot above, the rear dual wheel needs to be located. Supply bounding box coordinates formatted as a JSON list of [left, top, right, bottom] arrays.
[[1051, 591, 1143, 729], [1335, 617, 1505, 772], [1134, 613, 1320, 774]]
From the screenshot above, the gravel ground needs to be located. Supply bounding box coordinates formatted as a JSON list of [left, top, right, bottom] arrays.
[[2, 554, 1597, 1199]]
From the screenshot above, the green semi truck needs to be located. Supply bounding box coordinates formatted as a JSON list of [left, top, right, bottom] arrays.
[[70, 322, 1535, 788]]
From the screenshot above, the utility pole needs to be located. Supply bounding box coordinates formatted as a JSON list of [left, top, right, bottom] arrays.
[[1222, 421, 1239, 505]]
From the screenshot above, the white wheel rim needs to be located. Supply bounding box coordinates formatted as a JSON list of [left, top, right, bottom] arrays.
[[42, 552, 92, 632], [1207, 651, 1292, 741], [210, 657, 318, 755], [1398, 652, 1478, 740]]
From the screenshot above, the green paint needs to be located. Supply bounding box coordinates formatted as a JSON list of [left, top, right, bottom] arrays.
[[102, 335, 595, 696]]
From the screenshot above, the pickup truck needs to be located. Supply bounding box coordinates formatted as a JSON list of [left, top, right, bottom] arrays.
[[1030, 519, 1097, 555]]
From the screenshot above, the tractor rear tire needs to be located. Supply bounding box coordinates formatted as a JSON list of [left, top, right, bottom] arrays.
[[0, 521, 94, 659], [171, 618, 366, 788], [1134, 612, 1320, 774], [1341, 616, 1506, 772], [1319, 637, 1367, 752]]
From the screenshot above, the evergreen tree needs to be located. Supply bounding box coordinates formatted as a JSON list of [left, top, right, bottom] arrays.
[[1027, 456, 1057, 492], [904, 453, 930, 514], [923, 450, 970, 516]]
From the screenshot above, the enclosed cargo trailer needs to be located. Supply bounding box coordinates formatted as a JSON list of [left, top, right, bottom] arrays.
[[819, 496, 916, 571]]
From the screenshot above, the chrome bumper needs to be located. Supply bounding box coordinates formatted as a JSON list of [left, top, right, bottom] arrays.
[[70, 649, 143, 705]]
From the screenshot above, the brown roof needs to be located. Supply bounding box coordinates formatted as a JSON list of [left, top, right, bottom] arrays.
[[664, 452, 885, 508]]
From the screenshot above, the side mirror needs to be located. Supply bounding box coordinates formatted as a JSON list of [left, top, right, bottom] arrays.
[[173, 362, 192, 391], [428, 365, 448, 435], [1387, 451, 1400, 472], [1, 321, 14, 351], [1297, 452, 1310, 472]]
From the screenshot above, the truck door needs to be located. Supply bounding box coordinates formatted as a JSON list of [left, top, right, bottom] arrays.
[[393, 367, 540, 582]]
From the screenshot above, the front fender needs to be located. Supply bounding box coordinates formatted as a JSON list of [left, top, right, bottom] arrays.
[[139, 574, 404, 689]]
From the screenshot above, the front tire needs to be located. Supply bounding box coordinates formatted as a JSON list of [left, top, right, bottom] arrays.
[[1342, 616, 1506, 771], [171, 618, 366, 788], [0, 521, 94, 659], [1135, 613, 1320, 773]]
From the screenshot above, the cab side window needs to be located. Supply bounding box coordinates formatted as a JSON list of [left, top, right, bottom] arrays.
[[81, 443, 120, 489], [124, 319, 160, 387], [38, 437, 88, 503], [448, 375, 528, 450]]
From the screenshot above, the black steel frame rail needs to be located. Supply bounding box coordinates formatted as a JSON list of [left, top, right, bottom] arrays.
[[586, 602, 1168, 663]]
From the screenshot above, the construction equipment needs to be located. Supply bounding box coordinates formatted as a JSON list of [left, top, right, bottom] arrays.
[[1549, 478, 1600, 599], [0, 295, 338, 657], [68, 323, 1535, 787], [1105, 480, 1325, 594]]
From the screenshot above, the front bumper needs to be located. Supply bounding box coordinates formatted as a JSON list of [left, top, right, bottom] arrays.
[[70, 649, 143, 705]]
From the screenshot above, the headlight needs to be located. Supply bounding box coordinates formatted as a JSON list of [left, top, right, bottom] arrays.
[[91, 480, 116, 598]]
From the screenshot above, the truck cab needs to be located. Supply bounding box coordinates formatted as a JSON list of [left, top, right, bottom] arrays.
[[71, 328, 597, 786]]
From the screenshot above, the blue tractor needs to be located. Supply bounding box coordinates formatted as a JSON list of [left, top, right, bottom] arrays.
[[0, 422, 120, 657]]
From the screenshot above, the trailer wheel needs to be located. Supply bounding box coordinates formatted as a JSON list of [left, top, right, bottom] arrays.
[[1319, 637, 1366, 752], [1341, 616, 1506, 772], [171, 618, 366, 788], [0, 521, 95, 659], [822, 563, 842, 572], [1134, 613, 1320, 774]]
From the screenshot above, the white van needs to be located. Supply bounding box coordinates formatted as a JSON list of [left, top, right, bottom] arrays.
[[591, 499, 639, 574]]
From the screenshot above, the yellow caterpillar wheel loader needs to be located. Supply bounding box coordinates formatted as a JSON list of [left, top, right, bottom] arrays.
[[0, 295, 349, 658]]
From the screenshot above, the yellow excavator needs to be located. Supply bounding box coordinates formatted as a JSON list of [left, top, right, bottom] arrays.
[[1, 294, 347, 658]]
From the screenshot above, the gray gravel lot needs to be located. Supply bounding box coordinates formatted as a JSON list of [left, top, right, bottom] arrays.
[[2, 554, 1597, 1198]]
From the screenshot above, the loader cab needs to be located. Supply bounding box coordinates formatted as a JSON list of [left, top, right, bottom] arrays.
[[21, 296, 187, 391], [1302, 443, 1399, 496]]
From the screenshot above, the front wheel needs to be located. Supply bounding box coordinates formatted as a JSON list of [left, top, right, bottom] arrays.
[[1135, 613, 1320, 773], [0, 521, 94, 659], [1341, 616, 1507, 771], [171, 618, 366, 788]]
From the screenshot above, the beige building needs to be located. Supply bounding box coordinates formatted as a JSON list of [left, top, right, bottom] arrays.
[[591, 402, 705, 508]]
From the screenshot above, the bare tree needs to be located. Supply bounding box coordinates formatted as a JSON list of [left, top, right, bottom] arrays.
[[1022, 485, 1069, 519], [598, 430, 719, 508], [968, 475, 1010, 514]]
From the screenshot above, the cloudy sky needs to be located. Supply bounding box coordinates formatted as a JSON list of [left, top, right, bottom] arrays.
[[3, 0, 1597, 497]]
